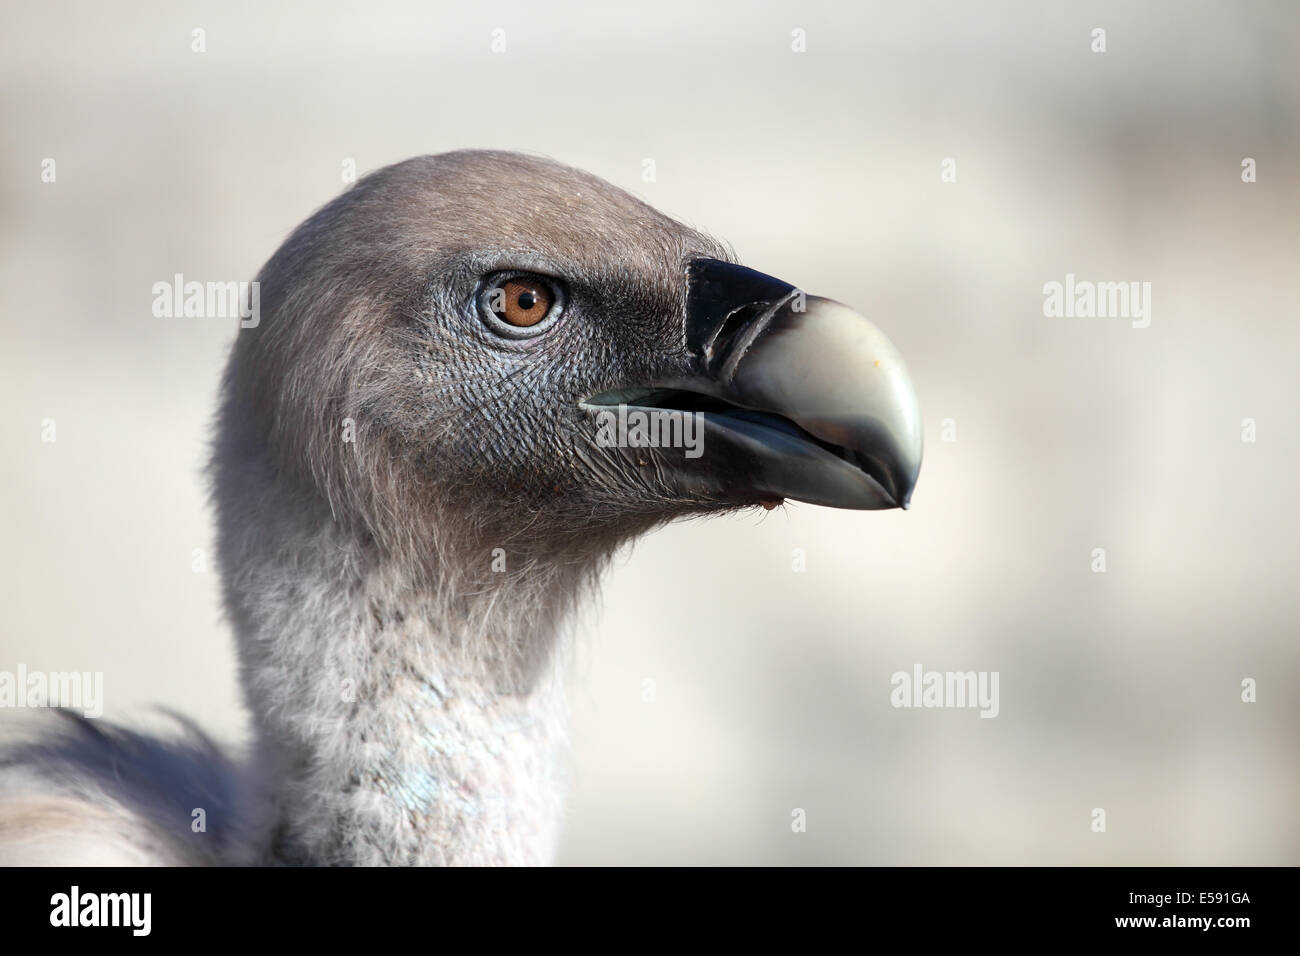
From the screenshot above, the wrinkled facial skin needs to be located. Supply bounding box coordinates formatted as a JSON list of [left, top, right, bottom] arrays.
[[402, 238, 729, 523]]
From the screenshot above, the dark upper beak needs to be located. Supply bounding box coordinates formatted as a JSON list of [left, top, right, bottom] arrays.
[[688, 258, 922, 508], [583, 258, 923, 510]]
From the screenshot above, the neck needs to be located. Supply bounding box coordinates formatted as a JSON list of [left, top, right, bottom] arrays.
[[218, 475, 598, 866]]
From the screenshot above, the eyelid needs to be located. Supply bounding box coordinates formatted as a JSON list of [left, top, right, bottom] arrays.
[[476, 271, 566, 339]]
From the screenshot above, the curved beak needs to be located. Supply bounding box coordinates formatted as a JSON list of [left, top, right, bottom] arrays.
[[583, 258, 923, 511]]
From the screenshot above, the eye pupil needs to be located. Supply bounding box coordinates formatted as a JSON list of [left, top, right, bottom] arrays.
[[517, 291, 535, 310]]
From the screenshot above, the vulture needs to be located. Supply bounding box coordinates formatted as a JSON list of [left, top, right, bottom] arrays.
[[0, 151, 922, 865]]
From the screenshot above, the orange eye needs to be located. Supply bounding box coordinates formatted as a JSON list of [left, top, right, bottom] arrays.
[[494, 278, 554, 327], [478, 272, 564, 338]]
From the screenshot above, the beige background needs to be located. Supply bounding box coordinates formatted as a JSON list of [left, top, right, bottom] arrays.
[[1, 0, 1296, 864]]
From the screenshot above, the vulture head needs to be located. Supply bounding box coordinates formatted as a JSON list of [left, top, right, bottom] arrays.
[[217, 150, 920, 594], [2, 150, 922, 867]]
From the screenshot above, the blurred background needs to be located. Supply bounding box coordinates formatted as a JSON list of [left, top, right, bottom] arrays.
[[2, 0, 1297, 864]]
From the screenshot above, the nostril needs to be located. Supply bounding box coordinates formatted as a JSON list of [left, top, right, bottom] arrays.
[[684, 258, 798, 356], [707, 301, 768, 368]]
